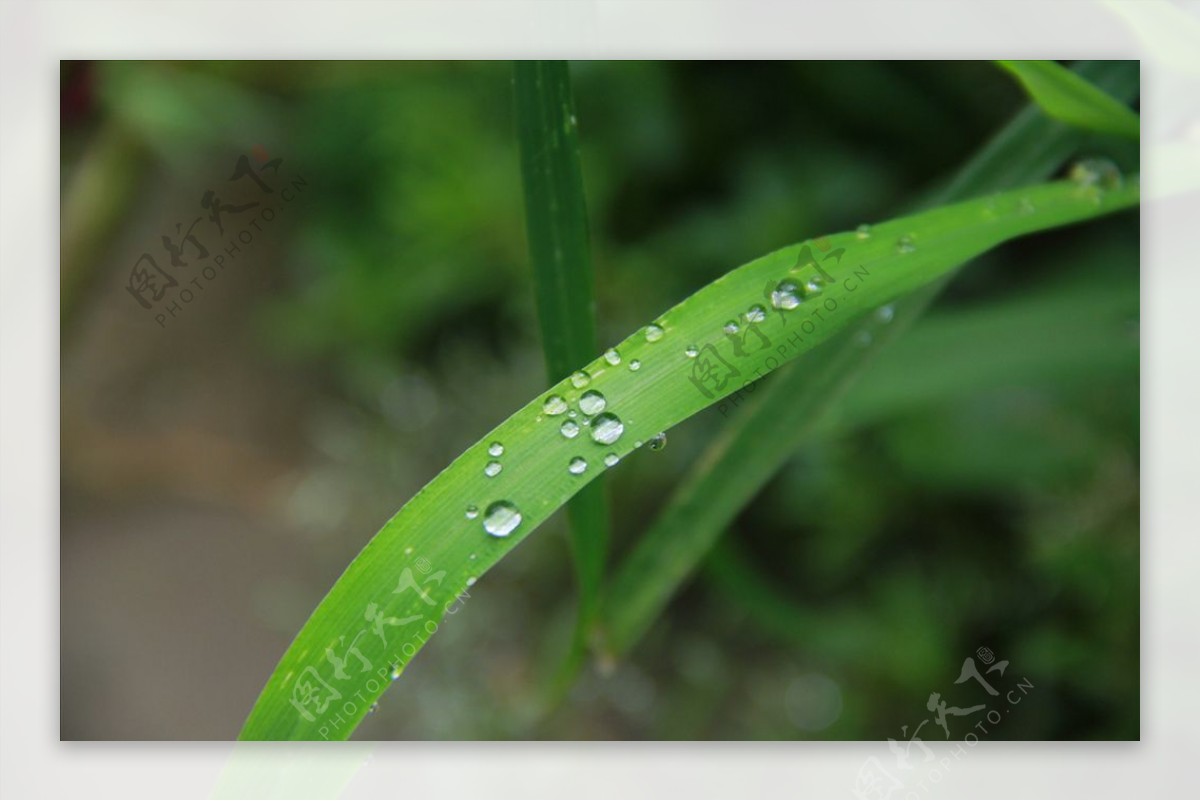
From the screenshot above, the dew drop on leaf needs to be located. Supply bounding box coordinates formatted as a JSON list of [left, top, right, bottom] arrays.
[[744, 305, 767, 324], [484, 461, 502, 478], [648, 432, 667, 451], [603, 348, 621, 366], [543, 394, 568, 415], [856, 223, 872, 240], [645, 324, 665, 343], [590, 412, 624, 445], [771, 280, 801, 310], [723, 320, 740, 334], [560, 419, 580, 439], [579, 390, 607, 416], [483, 500, 522, 537], [465, 504, 479, 520], [604, 453, 620, 467], [487, 441, 504, 457], [895, 235, 916, 254], [568, 456, 588, 475], [685, 345, 699, 358], [629, 359, 641, 371], [570, 370, 591, 389]]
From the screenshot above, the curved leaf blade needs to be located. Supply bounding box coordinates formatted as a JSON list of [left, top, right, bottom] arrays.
[[997, 59, 1140, 139], [239, 177, 1138, 740]]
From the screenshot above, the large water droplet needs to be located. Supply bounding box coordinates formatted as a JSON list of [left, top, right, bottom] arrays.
[[648, 432, 667, 451], [603, 348, 621, 366], [568, 456, 588, 475], [855, 223, 872, 240], [604, 453, 620, 467], [483, 500, 522, 537], [629, 359, 641, 371], [590, 412, 624, 445], [570, 370, 591, 389], [487, 441, 504, 457], [895, 235, 916, 254], [1070, 158, 1122, 191], [579, 390, 607, 416], [465, 504, 479, 520], [484, 461, 502, 478], [771, 280, 801, 310], [685, 345, 699, 358], [644, 324, 665, 343], [744, 305, 767, 324], [543, 394, 568, 415], [560, 419, 580, 439], [723, 320, 740, 335]]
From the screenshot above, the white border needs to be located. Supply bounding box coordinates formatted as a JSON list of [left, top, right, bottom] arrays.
[[3, 0, 1199, 797]]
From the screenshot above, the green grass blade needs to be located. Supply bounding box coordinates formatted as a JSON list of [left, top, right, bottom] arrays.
[[598, 60, 1139, 658], [514, 60, 610, 665], [997, 59, 1140, 139], [238, 177, 1138, 740]]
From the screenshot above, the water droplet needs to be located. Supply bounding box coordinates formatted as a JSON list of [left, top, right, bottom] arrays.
[[855, 223, 872, 240], [389, 664, 403, 681], [404, 546, 413, 555], [543, 394, 568, 416], [648, 432, 667, 451], [469, 553, 477, 560], [685, 345, 699, 358], [590, 412, 624, 445], [570, 370, 591, 389], [771, 280, 801, 310], [466, 576, 477, 587], [487, 441, 504, 457], [568, 410, 577, 418], [644, 324, 664, 343], [1069, 158, 1122, 191], [560, 419, 580, 439], [579, 390, 607, 415], [484, 461, 502, 478], [629, 359, 641, 371], [568, 456, 588, 475], [465, 505, 479, 520], [634, 440, 643, 448], [483, 500, 522, 537], [875, 304, 895, 324], [895, 235, 916, 254], [604, 453, 620, 467], [603, 348, 621, 366], [744, 305, 767, 324], [854, 330, 873, 347], [368, 701, 380, 714], [723, 320, 740, 335]]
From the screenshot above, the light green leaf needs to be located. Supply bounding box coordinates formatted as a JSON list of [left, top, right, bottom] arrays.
[[997, 59, 1139, 139]]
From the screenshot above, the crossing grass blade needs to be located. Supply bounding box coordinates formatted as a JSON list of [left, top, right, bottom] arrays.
[[597, 60, 1139, 660], [238, 174, 1138, 740], [997, 60, 1140, 140], [514, 60, 611, 679]]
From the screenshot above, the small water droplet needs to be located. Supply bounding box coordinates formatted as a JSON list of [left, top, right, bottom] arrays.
[[590, 412, 624, 445], [560, 419, 580, 439], [487, 441, 504, 457], [744, 304, 767, 324], [604, 453, 620, 467], [579, 390, 607, 416], [543, 394, 568, 416], [568, 410, 577, 418], [723, 320, 740, 335], [469, 553, 477, 560], [484, 461, 502, 478], [875, 304, 895, 324], [368, 701, 380, 714], [648, 432, 667, 451], [603, 348, 621, 366], [644, 324, 665, 343], [854, 330, 873, 347], [634, 440, 643, 448], [482, 500, 522, 537], [570, 370, 591, 389], [466, 576, 477, 587], [629, 359, 641, 371], [685, 345, 699, 358], [465, 505, 479, 520], [568, 456, 588, 475], [771, 280, 801, 310], [404, 546, 413, 555], [389, 664, 403, 681], [896, 235, 916, 254], [855, 223, 872, 240]]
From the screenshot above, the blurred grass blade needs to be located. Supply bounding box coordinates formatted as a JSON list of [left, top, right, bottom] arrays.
[[997, 59, 1140, 139], [514, 60, 610, 668], [239, 177, 1137, 739], [599, 60, 1139, 659]]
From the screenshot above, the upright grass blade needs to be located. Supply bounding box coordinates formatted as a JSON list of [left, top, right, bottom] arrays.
[[514, 60, 610, 676], [997, 60, 1140, 140], [598, 60, 1139, 659], [239, 174, 1137, 739]]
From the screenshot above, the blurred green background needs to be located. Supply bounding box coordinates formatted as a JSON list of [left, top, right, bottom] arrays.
[[59, 61, 1138, 740]]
